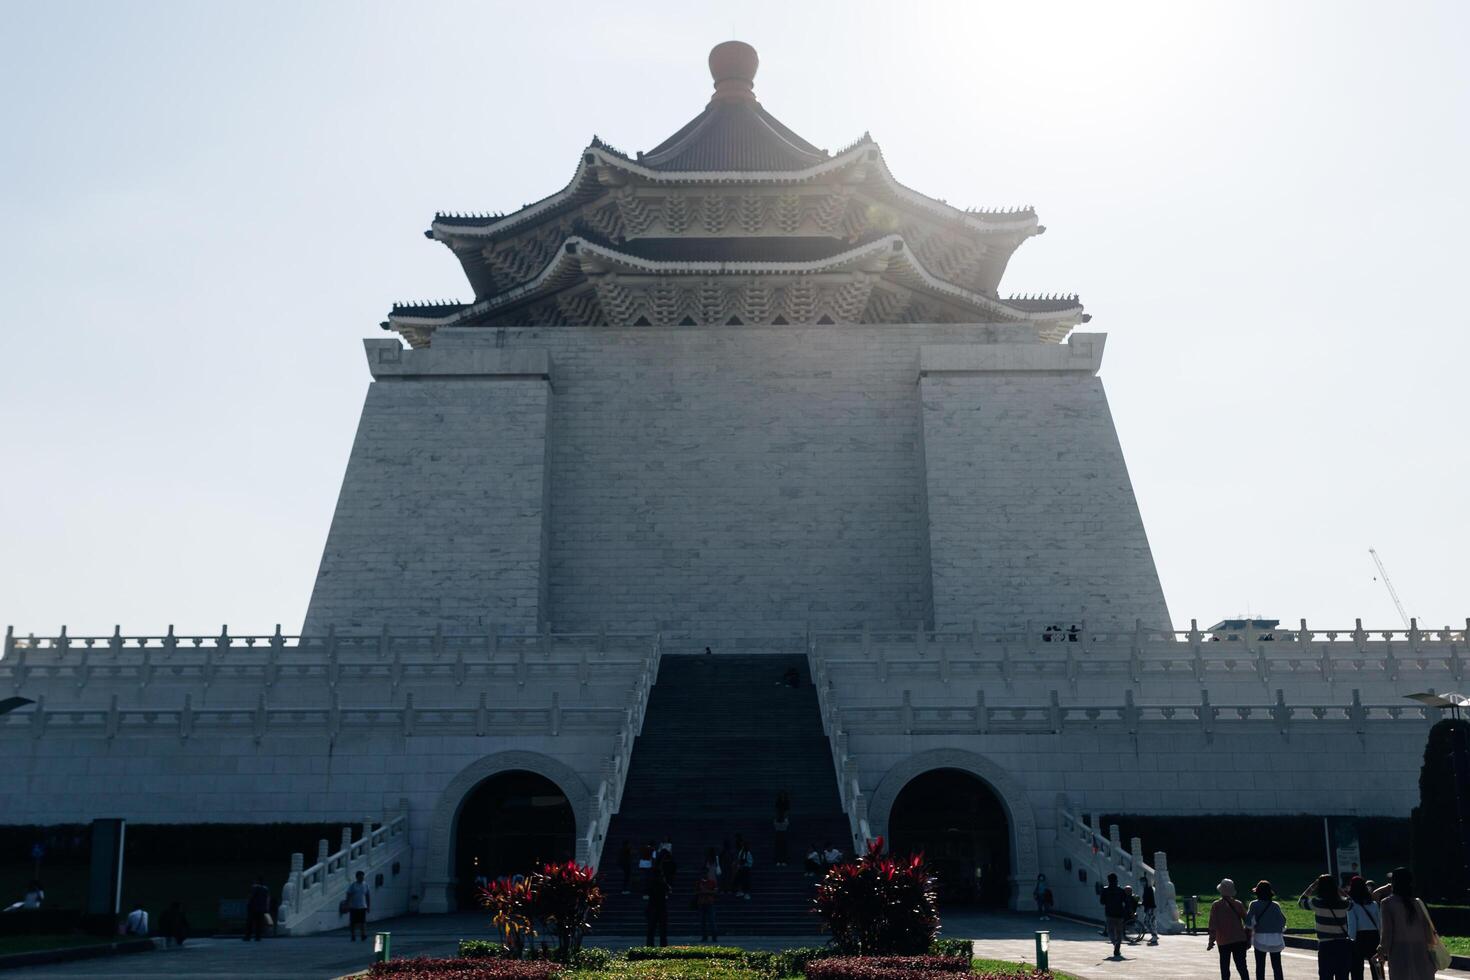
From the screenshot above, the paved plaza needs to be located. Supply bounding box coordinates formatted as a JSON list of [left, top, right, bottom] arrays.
[[4, 913, 1468, 980]]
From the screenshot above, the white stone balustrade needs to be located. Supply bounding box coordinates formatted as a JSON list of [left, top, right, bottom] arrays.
[[279, 801, 412, 935], [1054, 804, 1181, 932]]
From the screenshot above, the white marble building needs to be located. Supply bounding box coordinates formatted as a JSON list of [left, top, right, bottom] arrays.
[[2, 42, 1456, 930]]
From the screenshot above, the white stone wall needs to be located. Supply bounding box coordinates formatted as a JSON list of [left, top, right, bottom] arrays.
[[303, 343, 554, 635], [329, 323, 1164, 641], [919, 336, 1171, 632]]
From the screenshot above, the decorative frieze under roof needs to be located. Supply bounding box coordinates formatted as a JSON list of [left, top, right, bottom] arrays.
[[384, 41, 1083, 347]]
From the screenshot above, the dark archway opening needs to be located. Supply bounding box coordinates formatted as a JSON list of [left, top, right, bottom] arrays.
[[454, 770, 575, 907], [888, 768, 1011, 907]]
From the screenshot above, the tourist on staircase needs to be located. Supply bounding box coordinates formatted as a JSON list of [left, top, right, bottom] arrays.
[[734, 836, 754, 899], [644, 852, 670, 947], [1245, 880, 1287, 980], [1206, 878, 1250, 980], [695, 868, 719, 943], [719, 839, 736, 894], [619, 841, 634, 895], [805, 843, 823, 877]]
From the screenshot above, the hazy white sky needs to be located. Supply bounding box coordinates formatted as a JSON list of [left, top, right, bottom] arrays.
[[1, 0, 1466, 637]]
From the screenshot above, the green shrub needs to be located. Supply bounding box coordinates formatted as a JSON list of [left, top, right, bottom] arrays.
[[571, 947, 615, 970], [742, 947, 835, 979], [625, 946, 746, 961], [460, 940, 514, 959], [928, 939, 973, 961]]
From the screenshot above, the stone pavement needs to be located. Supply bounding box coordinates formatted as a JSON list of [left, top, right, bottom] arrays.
[[5, 911, 1469, 980]]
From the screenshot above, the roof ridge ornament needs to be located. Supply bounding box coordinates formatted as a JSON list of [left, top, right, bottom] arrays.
[[708, 40, 759, 104]]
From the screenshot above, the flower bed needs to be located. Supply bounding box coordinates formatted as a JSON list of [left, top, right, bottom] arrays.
[[805, 955, 972, 980], [370, 957, 564, 979]]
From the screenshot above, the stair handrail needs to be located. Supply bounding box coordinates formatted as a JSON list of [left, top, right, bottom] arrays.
[[280, 802, 410, 932], [1055, 806, 1181, 932], [578, 632, 663, 869], [808, 639, 875, 854]]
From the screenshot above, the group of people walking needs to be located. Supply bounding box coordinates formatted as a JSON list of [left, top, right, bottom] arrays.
[[1205, 868, 1441, 980]]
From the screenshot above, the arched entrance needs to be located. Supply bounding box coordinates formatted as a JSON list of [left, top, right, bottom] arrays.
[[887, 768, 1011, 907], [453, 770, 575, 907]]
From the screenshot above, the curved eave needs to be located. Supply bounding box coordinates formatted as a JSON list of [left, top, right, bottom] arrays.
[[388, 234, 1081, 339], [427, 140, 1040, 244]]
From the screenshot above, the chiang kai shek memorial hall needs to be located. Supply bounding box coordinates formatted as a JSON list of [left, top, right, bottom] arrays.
[[2, 42, 1462, 936]]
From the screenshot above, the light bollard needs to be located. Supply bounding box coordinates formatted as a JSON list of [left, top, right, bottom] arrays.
[[374, 931, 391, 963], [1035, 930, 1049, 972]]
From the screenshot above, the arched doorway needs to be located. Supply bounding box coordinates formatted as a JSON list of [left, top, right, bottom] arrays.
[[453, 770, 575, 907], [887, 768, 1011, 907]]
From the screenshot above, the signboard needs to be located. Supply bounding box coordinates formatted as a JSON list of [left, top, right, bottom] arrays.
[[1333, 819, 1362, 884]]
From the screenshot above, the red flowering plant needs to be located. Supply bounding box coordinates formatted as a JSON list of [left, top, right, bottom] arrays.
[[813, 837, 940, 955], [477, 861, 603, 962], [529, 860, 603, 961]]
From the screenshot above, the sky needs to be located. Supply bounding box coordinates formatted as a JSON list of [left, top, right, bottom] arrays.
[[1, 0, 1466, 637]]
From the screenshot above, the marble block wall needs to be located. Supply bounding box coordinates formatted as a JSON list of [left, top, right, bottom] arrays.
[[304, 324, 1170, 639]]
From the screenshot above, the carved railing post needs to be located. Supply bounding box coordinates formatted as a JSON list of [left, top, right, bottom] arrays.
[[105, 694, 120, 740], [253, 692, 268, 744], [475, 692, 488, 737], [975, 690, 989, 735], [550, 691, 562, 736], [1271, 689, 1291, 737], [1198, 689, 1216, 741], [1049, 690, 1063, 734], [179, 693, 194, 740], [900, 690, 914, 734], [401, 693, 416, 737], [327, 691, 341, 746], [30, 694, 46, 739]]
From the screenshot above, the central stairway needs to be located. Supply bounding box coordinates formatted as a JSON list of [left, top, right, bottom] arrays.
[[595, 654, 851, 936]]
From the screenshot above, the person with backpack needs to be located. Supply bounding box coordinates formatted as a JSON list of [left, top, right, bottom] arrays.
[[1099, 872, 1130, 960], [644, 856, 670, 947], [734, 838, 754, 899], [1345, 876, 1382, 980], [1300, 873, 1353, 980], [695, 867, 719, 943], [1033, 874, 1050, 920], [1246, 880, 1287, 980], [1207, 878, 1250, 980]]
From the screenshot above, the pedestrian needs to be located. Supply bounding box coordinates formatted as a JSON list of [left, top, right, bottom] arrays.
[[659, 844, 678, 888], [1034, 874, 1050, 920], [644, 856, 670, 947], [1185, 893, 1200, 934], [619, 840, 634, 895], [1140, 876, 1159, 945], [1345, 876, 1381, 980], [639, 841, 655, 899], [124, 902, 149, 936], [804, 843, 823, 876], [1299, 873, 1353, 980], [705, 846, 721, 883], [1207, 878, 1250, 980], [773, 812, 790, 866], [22, 881, 43, 910], [1374, 867, 1437, 980], [823, 842, 843, 867], [159, 900, 190, 947], [243, 877, 271, 941], [734, 838, 754, 899], [1246, 880, 1287, 980], [720, 839, 736, 893], [1100, 872, 1129, 960], [695, 867, 719, 942], [345, 870, 371, 941]]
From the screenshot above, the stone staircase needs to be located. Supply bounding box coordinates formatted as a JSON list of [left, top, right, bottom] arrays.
[[595, 654, 850, 936]]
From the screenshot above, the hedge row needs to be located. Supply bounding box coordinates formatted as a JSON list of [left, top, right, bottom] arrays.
[[370, 959, 561, 979], [625, 946, 746, 961]]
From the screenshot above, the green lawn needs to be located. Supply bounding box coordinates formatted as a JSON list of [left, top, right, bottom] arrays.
[[972, 956, 1079, 979], [0, 862, 265, 933], [1167, 861, 1407, 933]]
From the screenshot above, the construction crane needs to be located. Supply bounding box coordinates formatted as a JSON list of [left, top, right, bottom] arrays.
[[1368, 547, 1412, 629]]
